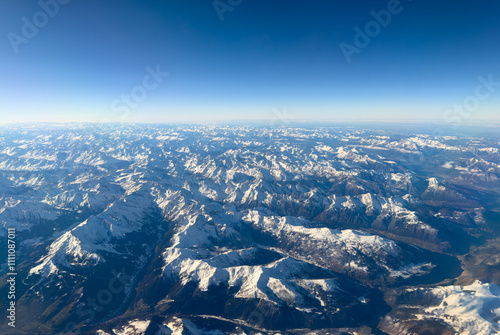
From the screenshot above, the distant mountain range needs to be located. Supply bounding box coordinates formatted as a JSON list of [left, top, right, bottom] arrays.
[[0, 123, 499, 334]]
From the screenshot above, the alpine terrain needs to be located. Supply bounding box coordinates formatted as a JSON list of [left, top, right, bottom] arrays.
[[0, 123, 499, 335]]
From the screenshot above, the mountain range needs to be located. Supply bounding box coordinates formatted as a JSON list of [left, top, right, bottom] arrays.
[[0, 123, 499, 334]]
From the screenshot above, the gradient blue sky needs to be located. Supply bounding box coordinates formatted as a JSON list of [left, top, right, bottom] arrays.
[[0, 0, 499, 123]]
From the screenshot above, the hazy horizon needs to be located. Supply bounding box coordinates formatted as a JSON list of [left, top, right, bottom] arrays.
[[2, 117, 500, 126]]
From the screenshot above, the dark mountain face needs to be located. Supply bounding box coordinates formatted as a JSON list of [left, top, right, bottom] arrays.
[[0, 124, 499, 334]]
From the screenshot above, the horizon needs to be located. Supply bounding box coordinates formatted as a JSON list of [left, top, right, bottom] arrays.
[[2, 118, 500, 126]]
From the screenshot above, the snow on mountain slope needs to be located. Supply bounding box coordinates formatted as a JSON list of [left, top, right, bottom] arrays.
[[421, 177, 467, 202], [0, 195, 59, 231], [241, 210, 412, 279], [28, 184, 155, 279], [1, 123, 499, 334], [411, 281, 500, 335], [99, 317, 225, 335], [113, 320, 151, 335], [28, 230, 100, 278], [163, 247, 334, 304]]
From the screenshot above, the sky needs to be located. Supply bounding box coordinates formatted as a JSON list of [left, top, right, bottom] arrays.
[[0, 0, 499, 124]]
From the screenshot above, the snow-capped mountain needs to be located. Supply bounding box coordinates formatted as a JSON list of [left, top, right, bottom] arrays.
[[0, 123, 499, 334]]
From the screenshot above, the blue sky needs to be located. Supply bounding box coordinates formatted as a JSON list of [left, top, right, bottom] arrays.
[[0, 0, 499, 124]]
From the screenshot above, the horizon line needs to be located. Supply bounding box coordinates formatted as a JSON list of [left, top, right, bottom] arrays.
[[1, 119, 500, 127]]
